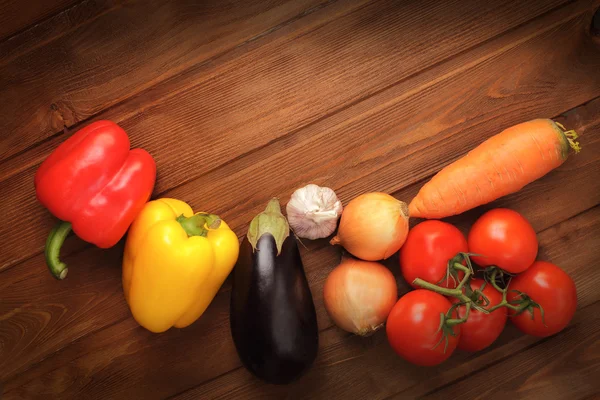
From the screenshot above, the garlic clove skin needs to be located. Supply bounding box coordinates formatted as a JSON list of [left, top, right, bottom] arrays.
[[286, 184, 343, 240]]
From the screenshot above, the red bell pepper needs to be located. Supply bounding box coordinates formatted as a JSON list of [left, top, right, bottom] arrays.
[[34, 120, 156, 280]]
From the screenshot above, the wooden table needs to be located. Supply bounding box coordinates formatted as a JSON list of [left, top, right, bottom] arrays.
[[1, 0, 599, 398]]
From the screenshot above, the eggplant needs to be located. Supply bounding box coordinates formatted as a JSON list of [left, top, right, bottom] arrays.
[[230, 198, 318, 385]]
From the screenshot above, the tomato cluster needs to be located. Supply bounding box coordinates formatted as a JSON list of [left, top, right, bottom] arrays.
[[386, 208, 577, 366]]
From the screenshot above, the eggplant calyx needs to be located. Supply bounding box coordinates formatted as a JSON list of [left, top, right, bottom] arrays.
[[248, 198, 290, 255]]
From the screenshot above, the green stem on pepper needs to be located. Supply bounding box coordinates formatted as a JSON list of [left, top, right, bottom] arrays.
[[177, 213, 221, 237], [45, 221, 73, 280]]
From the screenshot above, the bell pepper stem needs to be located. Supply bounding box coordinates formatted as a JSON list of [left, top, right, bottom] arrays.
[[45, 221, 72, 280], [177, 213, 221, 237]]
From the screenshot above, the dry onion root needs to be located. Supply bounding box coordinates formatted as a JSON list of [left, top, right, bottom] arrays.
[[330, 192, 410, 261]]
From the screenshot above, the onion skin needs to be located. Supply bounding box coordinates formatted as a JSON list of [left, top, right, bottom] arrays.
[[330, 192, 409, 261], [323, 258, 398, 336]]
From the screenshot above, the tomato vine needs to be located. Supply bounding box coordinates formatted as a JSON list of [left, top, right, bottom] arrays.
[[412, 253, 545, 351]]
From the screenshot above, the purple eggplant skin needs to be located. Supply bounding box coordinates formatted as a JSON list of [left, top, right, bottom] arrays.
[[230, 232, 319, 385]]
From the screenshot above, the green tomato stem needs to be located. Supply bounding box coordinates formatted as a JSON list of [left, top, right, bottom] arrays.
[[488, 268, 505, 293], [413, 278, 462, 297], [453, 263, 471, 290], [481, 269, 545, 321], [413, 264, 490, 315], [446, 302, 471, 326]]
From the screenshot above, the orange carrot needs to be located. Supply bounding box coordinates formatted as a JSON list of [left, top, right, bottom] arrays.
[[409, 119, 581, 219]]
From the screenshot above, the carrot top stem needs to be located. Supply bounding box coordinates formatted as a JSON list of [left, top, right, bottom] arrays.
[[554, 121, 581, 153]]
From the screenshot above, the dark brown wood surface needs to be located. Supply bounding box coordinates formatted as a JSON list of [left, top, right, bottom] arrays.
[[1, 0, 599, 399]]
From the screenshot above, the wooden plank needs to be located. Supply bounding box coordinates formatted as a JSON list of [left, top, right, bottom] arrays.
[[0, 0, 571, 165], [0, 0, 331, 160], [173, 303, 600, 400], [1, 4, 599, 386], [0, 0, 572, 172], [420, 304, 600, 400], [0, 0, 121, 67], [0, 0, 366, 179], [0, 247, 130, 382], [0, 0, 80, 41], [45, 0, 577, 195], [2, 105, 599, 398], [0, 0, 595, 271], [114, 0, 600, 235], [158, 206, 600, 399], [1, 2, 600, 399]]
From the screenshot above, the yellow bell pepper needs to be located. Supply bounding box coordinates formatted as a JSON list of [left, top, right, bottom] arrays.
[[122, 198, 239, 333]]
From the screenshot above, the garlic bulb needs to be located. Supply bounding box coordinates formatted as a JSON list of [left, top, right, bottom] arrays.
[[286, 184, 343, 240]]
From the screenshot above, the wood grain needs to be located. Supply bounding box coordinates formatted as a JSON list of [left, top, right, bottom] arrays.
[[0, 0, 571, 165], [174, 303, 600, 400], [1, 0, 598, 272], [0, 0, 80, 41], [0, 0, 330, 160], [0, 0, 121, 67], [1, 2, 599, 384], [1, 0, 600, 398], [420, 302, 600, 400]]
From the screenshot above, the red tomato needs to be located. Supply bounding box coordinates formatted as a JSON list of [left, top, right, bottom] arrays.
[[400, 220, 468, 289], [451, 278, 507, 352], [507, 261, 577, 337], [386, 290, 460, 366], [468, 208, 538, 273]]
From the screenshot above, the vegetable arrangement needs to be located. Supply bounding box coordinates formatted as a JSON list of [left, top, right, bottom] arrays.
[[320, 118, 580, 367], [387, 208, 578, 366], [34, 118, 581, 382]]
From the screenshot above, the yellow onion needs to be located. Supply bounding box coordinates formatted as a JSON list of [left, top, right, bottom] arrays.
[[330, 192, 409, 261], [323, 257, 398, 336]]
